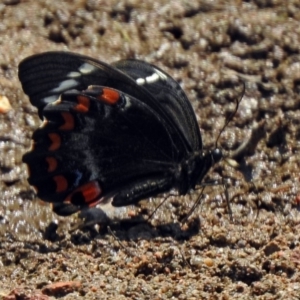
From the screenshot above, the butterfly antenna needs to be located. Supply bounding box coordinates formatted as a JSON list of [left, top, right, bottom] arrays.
[[215, 81, 245, 149], [217, 82, 245, 222]]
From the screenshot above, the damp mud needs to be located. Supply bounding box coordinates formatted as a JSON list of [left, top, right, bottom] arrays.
[[1, 0, 300, 299]]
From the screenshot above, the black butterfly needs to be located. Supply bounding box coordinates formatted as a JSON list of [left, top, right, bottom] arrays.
[[19, 52, 222, 216]]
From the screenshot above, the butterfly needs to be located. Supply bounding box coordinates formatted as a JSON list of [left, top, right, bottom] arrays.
[[19, 52, 222, 216]]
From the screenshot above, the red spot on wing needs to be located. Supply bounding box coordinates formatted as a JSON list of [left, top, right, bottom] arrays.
[[74, 95, 90, 112], [53, 175, 68, 192], [45, 157, 57, 172], [65, 181, 102, 207], [59, 112, 75, 130], [48, 133, 61, 151], [98, 88, 120, 105]]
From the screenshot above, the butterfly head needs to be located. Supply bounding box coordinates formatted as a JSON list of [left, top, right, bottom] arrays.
[[211, 148, 223, 164]]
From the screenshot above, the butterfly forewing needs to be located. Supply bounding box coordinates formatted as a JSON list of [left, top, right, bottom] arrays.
[[19, 52, 196, 154], [113, 59, 202, 152]]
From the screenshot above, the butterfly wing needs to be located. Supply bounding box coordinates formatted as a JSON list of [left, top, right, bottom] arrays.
[[113, 59, 202, 152], [19, 52, 198, 154], [22, 86, 179, 214]]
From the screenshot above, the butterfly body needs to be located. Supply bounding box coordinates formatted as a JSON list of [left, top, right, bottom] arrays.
[[19, 52, 221, 216]]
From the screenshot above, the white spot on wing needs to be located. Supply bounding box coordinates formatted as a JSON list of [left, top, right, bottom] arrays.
[[124, 95, 132, 109], [43, 95, 60, 104], [145, 73, 160, 84], [136, 68, 168, 86], [51, 95, 62, 106], [79, 63, 96, 74], [51, 79, 78, 93], [136, 78, 145, 85], [67, 71, 81, 78]]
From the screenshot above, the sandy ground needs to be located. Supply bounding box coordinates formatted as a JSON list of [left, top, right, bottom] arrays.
[[1, 0, 300, 299]]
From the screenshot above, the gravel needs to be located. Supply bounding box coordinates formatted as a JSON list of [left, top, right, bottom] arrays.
[[1, 0, 300, 299]]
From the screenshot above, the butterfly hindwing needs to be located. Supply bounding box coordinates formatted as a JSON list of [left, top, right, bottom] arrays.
[[23, 86, 182, 213]]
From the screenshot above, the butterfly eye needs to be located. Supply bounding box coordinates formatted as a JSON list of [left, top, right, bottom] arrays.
[[211, 148, 223, 164]]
